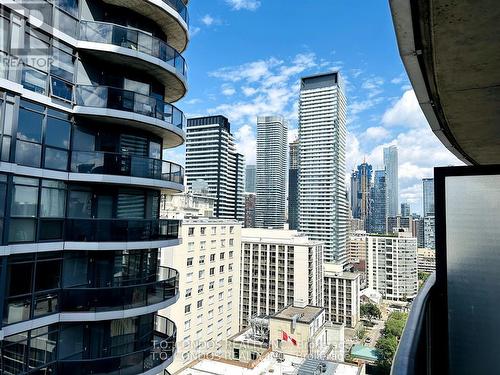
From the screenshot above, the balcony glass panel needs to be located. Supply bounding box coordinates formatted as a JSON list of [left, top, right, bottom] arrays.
[[79, 21, 187, 78], [75, 85, 185, 130]]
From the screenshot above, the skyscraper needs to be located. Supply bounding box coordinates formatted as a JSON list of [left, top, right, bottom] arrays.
[[369, 170, 387, 234], [384, 145, 399, 217], [298, 72, 348, 264], [401, 202, 411, 217], [0, 0, 189, 372], [186, 116, 245, 221], [350, 170, 360, 219], [255, 116, 287, 229], [288, 139, 300, 230], [423, 178, 435, 216], [245, 164, 256, 193], [354, 162, 372, 229]]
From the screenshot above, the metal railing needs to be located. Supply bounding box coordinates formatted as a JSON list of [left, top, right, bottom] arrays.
[[80, 21, 187, 77], [71, 150, 184, 183], [161, 0, 189, 25], [75, 85, 186, 129]]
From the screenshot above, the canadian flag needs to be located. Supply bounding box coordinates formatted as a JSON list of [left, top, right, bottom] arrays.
[[282, 330, 297, 346]]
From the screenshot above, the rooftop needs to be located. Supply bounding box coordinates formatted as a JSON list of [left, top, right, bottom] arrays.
[[241, 228, 323, 246], [272, 305, 323, 324], [229, 328, 268, 347], [177, 353, 360, 375], [325, 271, 361, 280]]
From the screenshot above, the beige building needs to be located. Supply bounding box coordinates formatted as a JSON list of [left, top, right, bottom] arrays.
[[417, 248, 436, 273], [323, 263, 361, 328], [160, 191, 216, 219], [159, 218, 242, 373], [239, 229, 323, 328], [367, 230, 418, 301]]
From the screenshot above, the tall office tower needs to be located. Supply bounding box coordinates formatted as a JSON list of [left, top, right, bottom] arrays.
[[159, 219, 242, 372], [387, 215, 413, 234], [369, 170, 387, 234], [323, 264, 361, 328], [239, 229, 323, 328], [186, 116, 245, 221], [350, 170, 360, 218], [0, 1, 189, 373], [243, 192, 256, 228], [288, 139, 300, 230], [422, 178, 435, 216], [384, 145, 399, 217], [367, 231, 418, 301], [255, 116, 287, 229], [298, 72, 348, 264], [416, 216, 425, 247], [401, 202, 411, 217], [245, 164, 256, 193], [355, 162, 372, 229]]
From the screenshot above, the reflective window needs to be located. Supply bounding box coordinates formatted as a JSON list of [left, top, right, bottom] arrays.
[[17, 108, 43, 143], [68, 190, 92, 218]]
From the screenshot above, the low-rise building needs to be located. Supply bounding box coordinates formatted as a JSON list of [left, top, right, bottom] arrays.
[[239, 228, 323, 328], [323, 263, 361, 328], [366, 230, 418, 301], [418, 248, 436, 273]]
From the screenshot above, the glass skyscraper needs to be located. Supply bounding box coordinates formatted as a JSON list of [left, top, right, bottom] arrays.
[[423, 178, 435, 216], [255, 116, 288, 229], [245, 164, 256, 193], [288, 139, 299, 230], [0, 0, 189, 373], [384, 145, 399, 217], [369, 170, 387, 234]]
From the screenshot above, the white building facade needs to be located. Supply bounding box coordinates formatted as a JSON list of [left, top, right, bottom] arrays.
[[367, 231, 418, 301], [239, 228, 323, 328], [159, 219, 242, 372], [323, 264, 361, 328], [298, 72, 348, 264], [255, 116, 288, 229]]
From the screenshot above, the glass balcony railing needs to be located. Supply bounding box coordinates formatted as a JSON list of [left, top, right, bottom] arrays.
[[79, 21, 187, 78], [71, 150, 184, 184], [75, 85, 186, 130], [61, 267, 178, 312], [59, 315, 176, 375], [64, 218, 180, 242], [162, 0, 189, 25]]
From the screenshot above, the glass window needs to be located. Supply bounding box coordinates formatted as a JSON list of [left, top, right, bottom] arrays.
[[50, 76, 73, 101], [9, 218, 36, 242], [40, 187, 66, 217], [73, 128, 95, 151], [16, 140, 41, 167], [44, 147, 68, 170], [149, 141, 161, 159], [35, 260, 61, 291], [22, 67, 47, 94], [8, 262, 33, 296], [46, 117, 70, 149], [18, 108, 43, 143], [68, 190, 92, 218], [11, 184, 38, 217]]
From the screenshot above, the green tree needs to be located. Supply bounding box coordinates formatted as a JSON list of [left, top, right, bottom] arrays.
[[383, 312, 408, 338], [360, 303, 382, 322], [356, 325, 367, 340], [375, 335, 399, 374]]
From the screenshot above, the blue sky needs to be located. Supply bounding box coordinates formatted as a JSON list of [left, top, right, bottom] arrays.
[[169, 0, 461, 215]]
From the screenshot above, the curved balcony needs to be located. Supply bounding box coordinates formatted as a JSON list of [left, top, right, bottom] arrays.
[[64, 218, 179, 243], [59, 315, 176, 375], [79, 21, 187, 103], [61, 267, 178, 313], [70, 151, 184, 191], [102, 0, 189, 52], [74, 85, 185, 148]]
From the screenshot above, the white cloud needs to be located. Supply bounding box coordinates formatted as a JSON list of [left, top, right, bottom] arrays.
[[201, 14, 215, 26], [288, 128, 298, 144], [234, 124, 256, 164], [361, 76, 384, 98], [242, 86, 258, 96], [190, 26, 201, 37], [382, 89, 427, 128], [221, 84, 236, 96], [225, 0, 261, 11], [364, 126, 390, 141]]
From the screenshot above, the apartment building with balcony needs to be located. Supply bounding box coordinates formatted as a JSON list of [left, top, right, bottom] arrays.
[[159, 218, 242, 373], [239, 228, 323, 328], [366, 231, 418, 301], [0, 0, 189, 373]]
